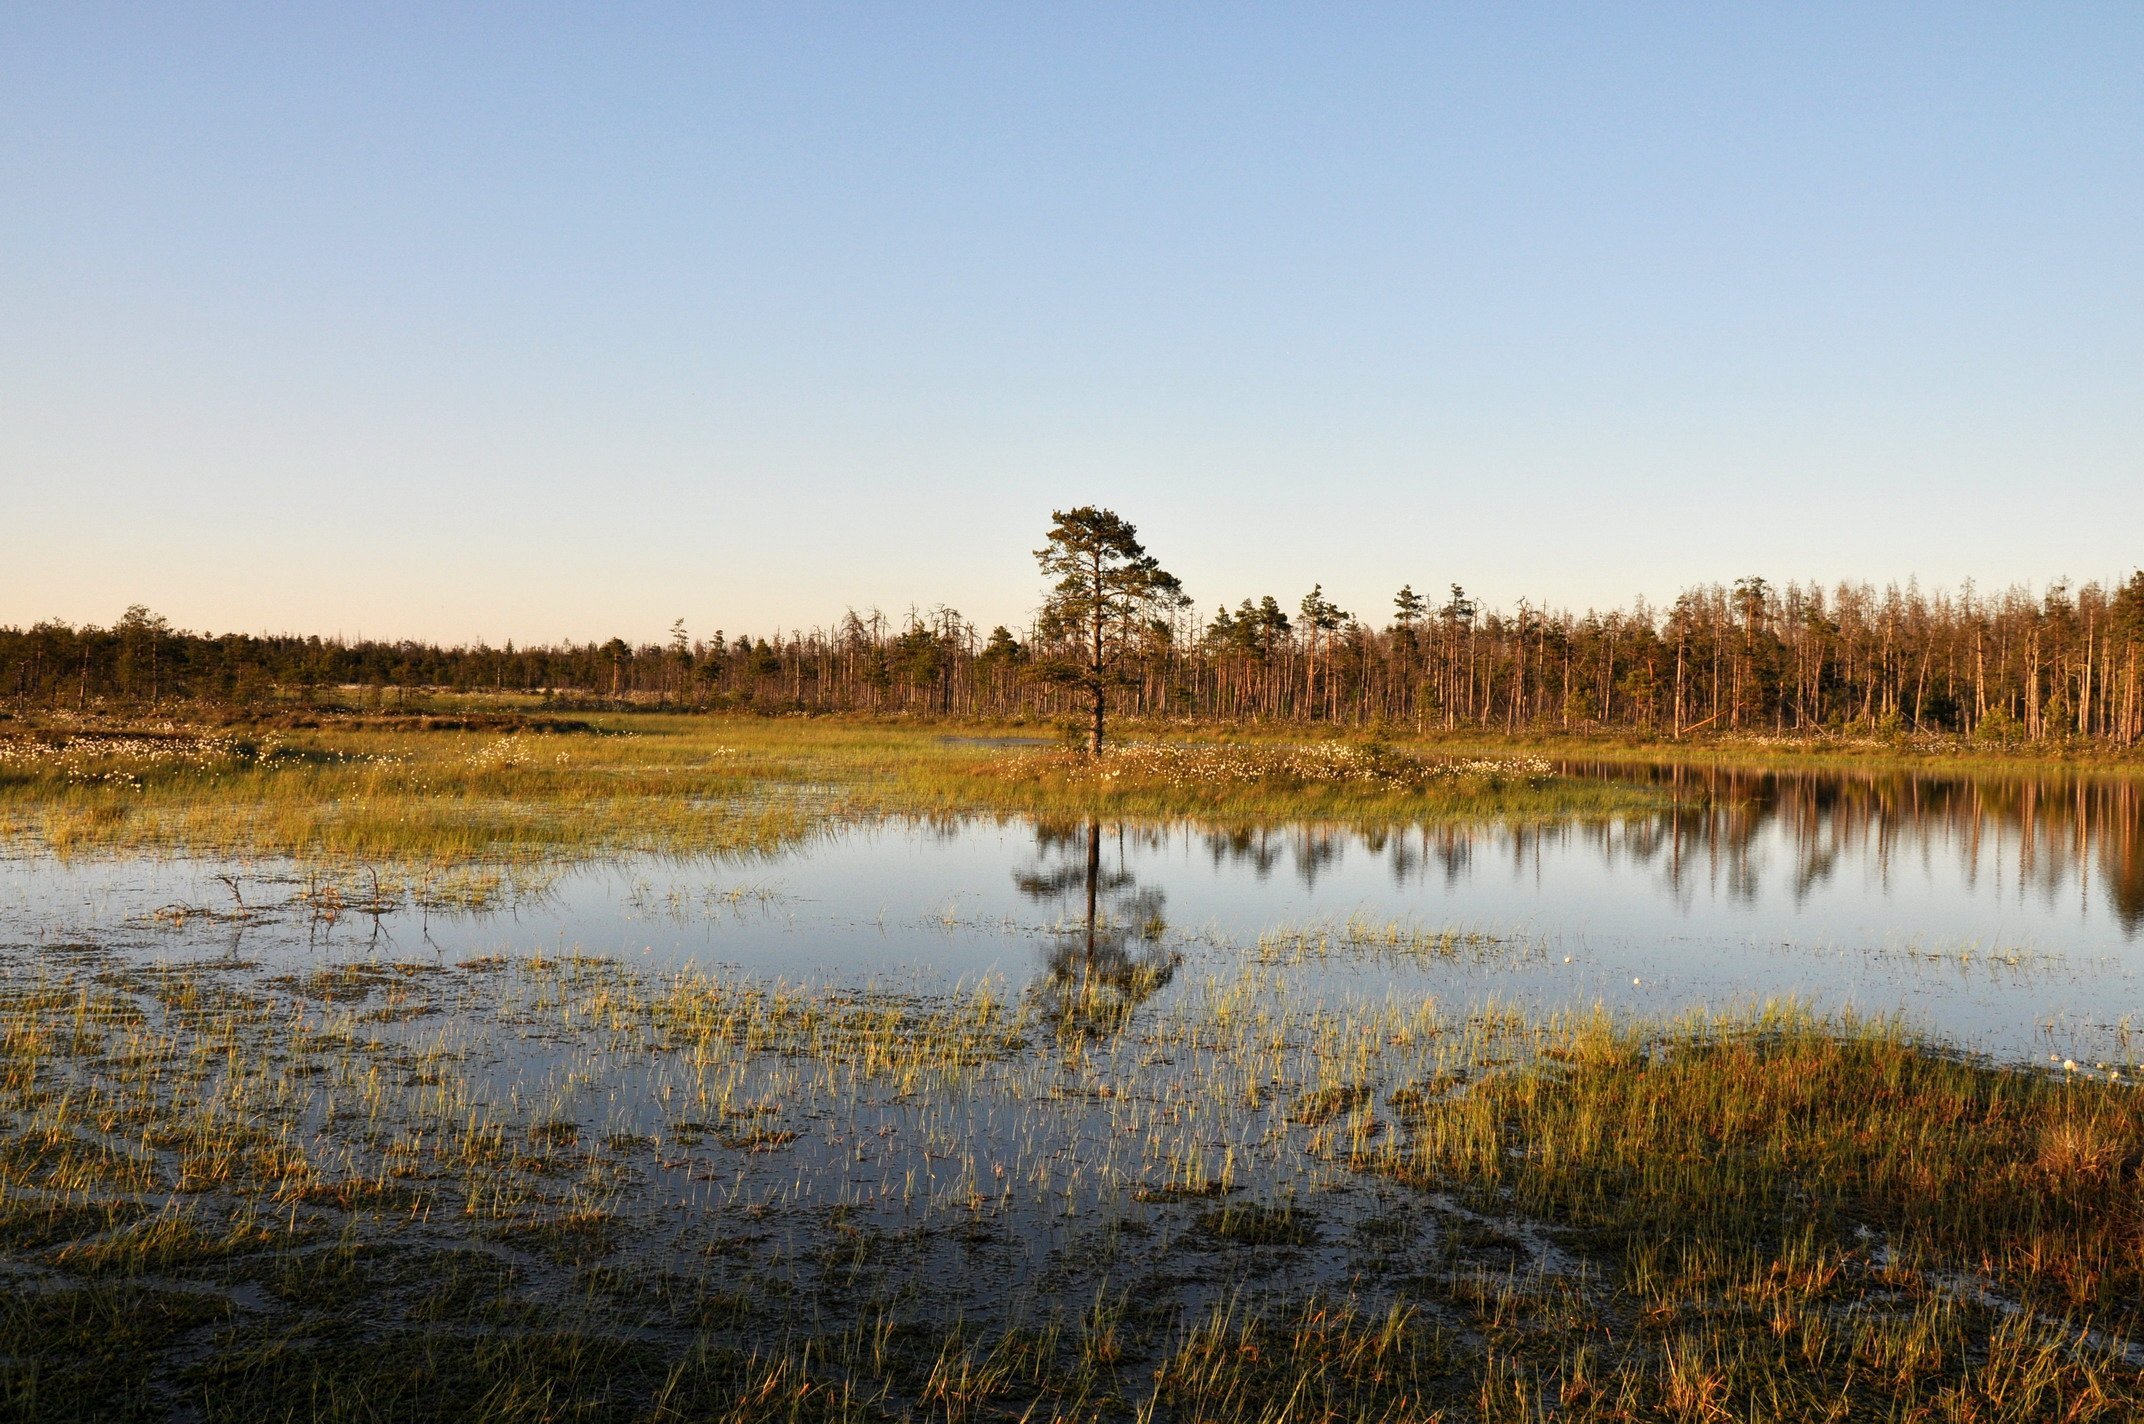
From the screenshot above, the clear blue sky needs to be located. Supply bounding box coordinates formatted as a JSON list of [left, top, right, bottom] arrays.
[[3, 4, 2138, 644]]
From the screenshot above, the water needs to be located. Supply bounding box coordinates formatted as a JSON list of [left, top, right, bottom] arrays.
[[2, 763, 2139, 1063]]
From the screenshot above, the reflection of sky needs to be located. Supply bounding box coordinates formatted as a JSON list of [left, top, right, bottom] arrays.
[[2, 774, 2139, 1064]]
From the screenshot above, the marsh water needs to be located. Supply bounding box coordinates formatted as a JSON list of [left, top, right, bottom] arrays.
[[5, 762, 2141, 1064]]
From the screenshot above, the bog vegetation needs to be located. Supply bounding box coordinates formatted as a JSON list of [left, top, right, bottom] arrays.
[[0, 714, 1657, 860], [3, 927, 2140, 1421]]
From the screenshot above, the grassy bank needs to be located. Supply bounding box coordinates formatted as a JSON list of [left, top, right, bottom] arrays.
[[0, 712, 1660, 861], [2, 926, 2138, 1422], [1378, 725, 2144, 777]]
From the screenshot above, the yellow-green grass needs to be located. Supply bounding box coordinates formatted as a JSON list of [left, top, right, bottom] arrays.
[[1026, 708, 2144, 778], [0, 713, 1660, 862], [1386, 725, 2144, 778], [909, 738, 1652, 825], [252, 681, 2144, 773], [4, 937, 2141, 1420], [1374, 1006, 2144, 1336]]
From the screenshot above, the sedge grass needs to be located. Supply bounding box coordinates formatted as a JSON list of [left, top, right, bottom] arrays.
[[3, 929, 2140, 1421], [0, 713, 1661, 863], [1393, 724, 2144, 778]]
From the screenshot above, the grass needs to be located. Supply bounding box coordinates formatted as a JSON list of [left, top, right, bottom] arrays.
[[1373, 1009, 2144, 1415], [0, 714, 827, 860], [934, 740, 1651, 825], [3, 925, 2140, 1421], [3, 698, 2136, 863], [1253, 917, 1536, 968], [1398, 724, 2144, 777], [0, 711, 1661, 861]]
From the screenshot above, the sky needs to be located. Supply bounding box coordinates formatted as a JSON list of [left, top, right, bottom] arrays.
[[2, 4, 2139, 646]]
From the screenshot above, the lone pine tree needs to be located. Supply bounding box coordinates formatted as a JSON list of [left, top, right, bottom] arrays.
[[1034, 507, 1186, 755]]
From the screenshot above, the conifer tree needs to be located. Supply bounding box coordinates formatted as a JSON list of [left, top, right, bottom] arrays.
[[1034, 507, 1185, 754]]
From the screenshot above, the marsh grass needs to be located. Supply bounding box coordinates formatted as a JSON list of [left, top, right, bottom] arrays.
[[3, 927, 2140, 1421], [1392, 725, 2144, 778], [0, 714, 1660, 863], [1252, 917, 1538, 968], [955, 740, 1653, 826], [7, 704, 2134, 868], [1376, 1008, 2144, 1333], [0, 715, 831, 860]]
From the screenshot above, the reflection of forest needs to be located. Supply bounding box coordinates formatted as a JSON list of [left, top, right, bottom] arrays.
[[1016, 821, 1179, 1034], [1170, 768, 2144, 935]]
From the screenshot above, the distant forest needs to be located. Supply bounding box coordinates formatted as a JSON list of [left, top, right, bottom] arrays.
[[7, 573, 2144, 745]]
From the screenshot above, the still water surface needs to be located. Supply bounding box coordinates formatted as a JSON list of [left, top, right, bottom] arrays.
[[5, 764, 2140, 1064]]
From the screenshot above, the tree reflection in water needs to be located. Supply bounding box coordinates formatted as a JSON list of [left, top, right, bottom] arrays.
[[1565, 764, 2144, 931], [1015, 819, 1179, 1036], [1172, 767, 2144, 935]]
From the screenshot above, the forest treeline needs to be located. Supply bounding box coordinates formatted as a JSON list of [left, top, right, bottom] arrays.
[[6, 573, 2144, 745]]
